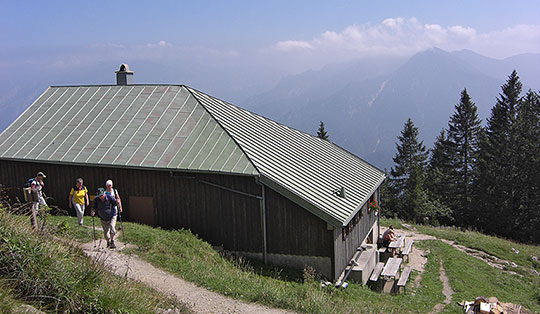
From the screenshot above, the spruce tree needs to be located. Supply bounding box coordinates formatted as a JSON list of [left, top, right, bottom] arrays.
[[317, 121, 329, 140], [513, 90, 540, 242], [476, 71, 522, 237], [379, 169, 399, 219], [426, 129, 455, 224], [390, 118, 428, 222], [447, 88, 483, 226]]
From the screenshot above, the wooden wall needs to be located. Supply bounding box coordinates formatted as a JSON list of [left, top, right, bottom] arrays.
[[0, 158, 381, 280], [265, 187, 333, 258], [332, 188, 379, 280], [0, 159, 262, 252]]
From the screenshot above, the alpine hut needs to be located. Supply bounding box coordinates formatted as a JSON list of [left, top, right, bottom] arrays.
[[0, 65, 386, 280]]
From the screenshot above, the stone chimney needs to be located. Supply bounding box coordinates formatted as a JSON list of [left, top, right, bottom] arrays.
[[115, 64, 134, 85]]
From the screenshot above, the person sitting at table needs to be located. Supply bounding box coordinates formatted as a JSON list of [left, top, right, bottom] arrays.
[[382, 225, 397, 248]]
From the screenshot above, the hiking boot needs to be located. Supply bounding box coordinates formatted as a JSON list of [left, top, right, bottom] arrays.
[[109, 240, 116, 249], [106, 240, 111, 248]]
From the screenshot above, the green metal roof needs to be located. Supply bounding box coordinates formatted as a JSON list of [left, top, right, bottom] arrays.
[[0, 84, 386, 226], [0, 85, 258, 175], [188, 87, 386, 227]]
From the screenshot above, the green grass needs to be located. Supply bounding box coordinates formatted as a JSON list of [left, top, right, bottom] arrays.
[[428, 239, 540, 313], [381, 217, 540, 271], [0, 282, 27, 313], [0, 211, 190, 313], [47, 215, 444, 313], [44, 214, 540, 313]]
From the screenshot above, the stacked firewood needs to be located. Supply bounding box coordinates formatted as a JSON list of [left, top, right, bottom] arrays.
[[460, 297, 532, 314], [460, 296, 503, 314]]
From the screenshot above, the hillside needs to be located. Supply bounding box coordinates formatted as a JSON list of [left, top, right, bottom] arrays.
[[34, 213, 540, 314], [0, 208, 190, 313]]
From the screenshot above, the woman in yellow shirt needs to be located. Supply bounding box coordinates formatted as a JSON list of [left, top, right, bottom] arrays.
[[69, 178, 89, 225]]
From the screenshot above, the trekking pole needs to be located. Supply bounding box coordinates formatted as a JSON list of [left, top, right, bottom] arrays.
[[92, 214, 96, 248], [118, 212, 126, 244]]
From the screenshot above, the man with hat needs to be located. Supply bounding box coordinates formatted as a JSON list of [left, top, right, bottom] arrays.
[[91, 187, 118, 249]]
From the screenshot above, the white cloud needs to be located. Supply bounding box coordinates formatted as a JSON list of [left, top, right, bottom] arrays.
[[146, 40, 172, 48], [473, 24, 540, 57], [274, 40, 314, 51], [270, 17, 540, 59]]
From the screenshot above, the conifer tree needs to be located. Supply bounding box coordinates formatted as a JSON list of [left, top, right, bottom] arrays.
[[447, 88, 483, 226], [476, 71, 522, 237], [426, 129, 455, 224], [380, 169, 399, 218], [390, 118, 428, 222], [317, 121, 329, 140], [513, 90, 540, 242]]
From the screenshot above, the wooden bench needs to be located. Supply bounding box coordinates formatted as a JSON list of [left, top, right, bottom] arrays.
[[396, 266, 412, 294], [368, 262, 385, 292], [401, 239, 414, 262], [369, 262, 385, 282]]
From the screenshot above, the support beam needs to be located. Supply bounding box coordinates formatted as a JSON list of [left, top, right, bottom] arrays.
[[260, 183, 268, 265]]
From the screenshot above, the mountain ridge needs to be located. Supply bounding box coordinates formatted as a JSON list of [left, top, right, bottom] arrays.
[[243, 48, 540, 169]]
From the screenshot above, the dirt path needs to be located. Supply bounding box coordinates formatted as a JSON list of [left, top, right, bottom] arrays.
[[439, 239, 524, 276], [394, 227, 534, 277], [80, 241, 293, 314], [430, 260, 454, 314]]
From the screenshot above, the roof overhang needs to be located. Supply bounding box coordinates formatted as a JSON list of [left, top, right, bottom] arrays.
[[258, 174, 343, 227], [0, 157, 259, 177], [341, 174, 386, 226]]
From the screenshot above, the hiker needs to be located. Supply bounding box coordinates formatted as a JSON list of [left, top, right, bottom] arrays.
[[34, 171, 47, 206], [105, 179, 122, 215], [23, 172, 46, 231], [69, 178, 89, 225], [91, 188, 118, 249], [382, 225, 397, 248], [27, 180, 39, 231]]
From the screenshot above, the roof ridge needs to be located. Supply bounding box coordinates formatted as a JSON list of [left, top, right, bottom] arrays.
[[49, 84, 187, 88], [184, 86, 384, 176], [185, 86, 261, 177], [185, 85, 386, 226]]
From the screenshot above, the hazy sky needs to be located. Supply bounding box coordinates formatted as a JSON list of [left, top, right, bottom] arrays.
[[2, 1, 540, 80]]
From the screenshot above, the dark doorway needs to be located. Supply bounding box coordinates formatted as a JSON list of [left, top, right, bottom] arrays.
[[128, 196, 155, 226]]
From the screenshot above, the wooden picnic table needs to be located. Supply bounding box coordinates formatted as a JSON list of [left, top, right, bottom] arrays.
[[388, 234, 405, 249], [381, 257, 402, 278]]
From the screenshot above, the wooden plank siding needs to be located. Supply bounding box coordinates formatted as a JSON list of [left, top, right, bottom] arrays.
[[0, 158, 379, 280], [265, 187, 333, 258], [333, 188, 379, 280], [0, 159, 262, 252]]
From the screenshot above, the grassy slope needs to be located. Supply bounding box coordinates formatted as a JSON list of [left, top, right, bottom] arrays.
[[46, 214, 540, 313], [382, 218, 540, 272], [0, 211, 190, 314], [50, 215, 445, 313], [382, 218, 540, 313]]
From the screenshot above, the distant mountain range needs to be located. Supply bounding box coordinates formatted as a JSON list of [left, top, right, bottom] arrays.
[[240, 48, 540, 169], [1, 48, 539, 170]]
